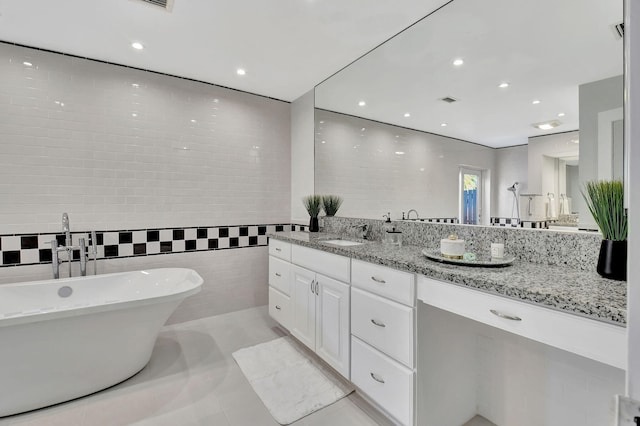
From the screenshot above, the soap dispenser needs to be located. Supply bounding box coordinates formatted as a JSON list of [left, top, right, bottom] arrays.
[[382, 213, 402, 246], [382, 213, 394, 234]]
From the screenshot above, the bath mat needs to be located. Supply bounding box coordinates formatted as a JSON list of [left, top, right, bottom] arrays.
[[232, 336, 354, 425]]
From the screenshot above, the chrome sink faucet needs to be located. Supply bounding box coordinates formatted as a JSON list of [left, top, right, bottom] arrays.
[[406, 209, 420, 220]]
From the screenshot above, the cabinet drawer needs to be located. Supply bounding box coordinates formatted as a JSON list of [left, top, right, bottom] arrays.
[[291, 244, 350, 283], [352, 287, 414, 367], [352, 259, 414, 306], [269, 239, 291, 261], [351, 336, 414, 426], [417, 276, 627, 369], [269, 286, 292, 330], [268, 256, 291, 295]]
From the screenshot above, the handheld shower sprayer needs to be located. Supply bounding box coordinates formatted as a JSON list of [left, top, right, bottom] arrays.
[[508, 182, 520, 220]]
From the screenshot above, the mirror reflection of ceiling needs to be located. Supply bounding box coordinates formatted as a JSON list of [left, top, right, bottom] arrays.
[[315, 0, 623, 148]]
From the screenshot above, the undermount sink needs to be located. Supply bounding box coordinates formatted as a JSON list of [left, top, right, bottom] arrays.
[[321, 239, 364, 247]]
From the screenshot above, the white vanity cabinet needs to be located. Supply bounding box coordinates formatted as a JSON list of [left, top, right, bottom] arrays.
[[268, 240, 293, 330], [268, 240, 351, 379], [290, 264, 351, 378], [350, 259, 416, 426]]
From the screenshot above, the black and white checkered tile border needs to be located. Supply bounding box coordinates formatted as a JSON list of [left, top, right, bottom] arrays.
[[424, 218, 458, 224], [490, 217, 549, 229], [0, 224, 306, 267], [406, 218, 458, 224], [490, 217, 521, 227]]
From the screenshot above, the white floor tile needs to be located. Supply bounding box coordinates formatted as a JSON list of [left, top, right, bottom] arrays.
[[0, 306, 390, 426]]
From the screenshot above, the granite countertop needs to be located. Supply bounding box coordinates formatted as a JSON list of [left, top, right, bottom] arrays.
[[269, 231, 627, 326]]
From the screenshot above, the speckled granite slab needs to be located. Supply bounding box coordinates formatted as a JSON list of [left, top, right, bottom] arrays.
[[269, 231, 626, 326], [322, 216, 603, 271]]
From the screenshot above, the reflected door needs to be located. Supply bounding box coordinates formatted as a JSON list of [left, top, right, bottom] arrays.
[[460, 168, 481, 225]]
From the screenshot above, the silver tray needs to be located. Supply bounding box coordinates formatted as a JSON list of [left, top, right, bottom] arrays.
[[422, 249, 515, 267]]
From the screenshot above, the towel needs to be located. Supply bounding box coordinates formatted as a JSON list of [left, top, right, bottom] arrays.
[[547, 198, 557, 219]]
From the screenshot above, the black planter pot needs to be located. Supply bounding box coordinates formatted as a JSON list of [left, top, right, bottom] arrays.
[[309, 217, 319, 232], [597, 239, 627, 281]]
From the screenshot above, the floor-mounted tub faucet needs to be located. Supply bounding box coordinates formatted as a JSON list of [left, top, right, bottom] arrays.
[[51, 213, 96, 279]]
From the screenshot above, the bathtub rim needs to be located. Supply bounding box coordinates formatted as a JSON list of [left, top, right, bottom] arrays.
[[0, 268, 202, 328]]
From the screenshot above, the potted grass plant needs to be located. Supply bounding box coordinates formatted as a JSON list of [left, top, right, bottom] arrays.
[[582, 180, 627, 281], [302, 195, 323, 232], [321, 195, 343, 217]]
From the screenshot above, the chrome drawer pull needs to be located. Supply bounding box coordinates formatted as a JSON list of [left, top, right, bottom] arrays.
[[370, 276, 386, 284], [275, 248, 282, 252], [275, 305, 281, 310], [275, 272, 282, 277], [370, 319, 386, 328], [370, 373, 385, 384], [310, 280, 315, 293], [490, 309, 522, 321]]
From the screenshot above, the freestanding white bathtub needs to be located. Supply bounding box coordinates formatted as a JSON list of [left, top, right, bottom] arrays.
[[0, 268, 202, 417]]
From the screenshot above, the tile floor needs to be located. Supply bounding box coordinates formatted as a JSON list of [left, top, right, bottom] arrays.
[[0, 306, 393, 426], [1, 306, 494, 426]]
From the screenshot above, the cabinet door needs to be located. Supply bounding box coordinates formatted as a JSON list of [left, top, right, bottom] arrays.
[[290, 265, 317, 351], [316, 274, 351, 379]]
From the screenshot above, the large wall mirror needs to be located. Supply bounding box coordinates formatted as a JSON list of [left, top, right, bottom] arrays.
[[314, 0, 623, 229]]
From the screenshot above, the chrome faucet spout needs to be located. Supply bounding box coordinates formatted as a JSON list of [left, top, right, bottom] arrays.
[[406, 209, 419, 220]]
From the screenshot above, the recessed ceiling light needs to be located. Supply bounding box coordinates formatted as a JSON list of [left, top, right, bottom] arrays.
[[23, 61, 32, 67], [132, 113, 138, 117], [558, 112, 566, 117], [404, 113, 411, 118], [499, 82, 509, 88], [190, 119, 197, 123], [131, 42, 144, 50], [361, 127, 366, 131], [395, 151, 405, 155], [441, 123, 447, 127], [236, 68, 246, 76], [321, 140, 326, 144], [453, 58, 464, 66], [131, 83, 139, 88], [532, 100, 541, 105], [358, 101, 366, 107], [532, 120, 561, 130]]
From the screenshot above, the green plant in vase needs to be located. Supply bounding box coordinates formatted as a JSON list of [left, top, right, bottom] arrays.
[[582, 180, 627, 280], [302, 195, 323, 232], [322, 195, 343, 217]]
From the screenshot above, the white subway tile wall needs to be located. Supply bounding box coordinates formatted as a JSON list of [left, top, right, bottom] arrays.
[[0, 43, 291, 234], [314, 109, 495, 220], [0, 42, 292, 322]]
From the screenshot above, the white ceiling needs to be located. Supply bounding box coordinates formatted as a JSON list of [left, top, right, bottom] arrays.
[[315, 0, 624, 148], [0, 0, 450, 101]]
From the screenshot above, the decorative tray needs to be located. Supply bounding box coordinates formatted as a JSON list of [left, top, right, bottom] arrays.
[[422, 249, 515, 267]]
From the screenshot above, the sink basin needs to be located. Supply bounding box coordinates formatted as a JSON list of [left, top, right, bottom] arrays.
[[321, 239, 363, 247]]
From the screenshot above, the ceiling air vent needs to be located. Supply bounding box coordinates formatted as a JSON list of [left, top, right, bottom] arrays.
[[613, 22, 624, 39], [135, 0, 174, 12], [440, 96, 458, 103]]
